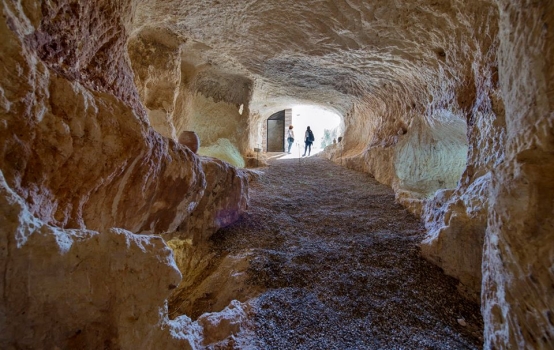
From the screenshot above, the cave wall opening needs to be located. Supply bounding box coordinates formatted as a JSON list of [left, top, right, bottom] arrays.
[[127, 27, 253, 168]]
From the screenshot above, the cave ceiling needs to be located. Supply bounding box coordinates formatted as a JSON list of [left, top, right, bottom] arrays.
[[132, 0, 495, 116]]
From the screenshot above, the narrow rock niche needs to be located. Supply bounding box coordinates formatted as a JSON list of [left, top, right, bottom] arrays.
[[165, 237, 263, 320], [394, 117, 468, 198]]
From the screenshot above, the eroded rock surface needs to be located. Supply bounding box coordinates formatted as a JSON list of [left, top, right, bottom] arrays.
[[131, 0, 502, 304], [130, 0, 554, 347], [0, 171, 192, 348], [0, 1, 248, 348], [481, 2, 554, 348], [176, 157, 250, 243], [1, 0, 553, 348]]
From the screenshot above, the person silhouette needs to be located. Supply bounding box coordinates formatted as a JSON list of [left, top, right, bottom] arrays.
[[286, 125, 294, 154], [302, 126, 315, 157]]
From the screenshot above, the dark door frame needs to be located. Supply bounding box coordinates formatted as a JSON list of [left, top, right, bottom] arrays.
[[266, 110, 285, 152]]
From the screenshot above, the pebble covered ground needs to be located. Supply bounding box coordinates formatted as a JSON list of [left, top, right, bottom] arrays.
[[208, 155, 483, 349]]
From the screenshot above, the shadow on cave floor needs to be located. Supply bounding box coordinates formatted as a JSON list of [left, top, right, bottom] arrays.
[[208, 156, 483, 349]]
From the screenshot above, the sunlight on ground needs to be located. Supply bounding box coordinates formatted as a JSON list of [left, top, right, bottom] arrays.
[[285, 105, 342, 158]]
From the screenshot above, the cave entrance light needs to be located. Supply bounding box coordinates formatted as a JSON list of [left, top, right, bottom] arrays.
[[277, 105, 342, 159]]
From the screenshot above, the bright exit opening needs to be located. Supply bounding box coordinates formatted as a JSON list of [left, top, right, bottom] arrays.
[[265, 105, 342, 158], [287, 105, 342, 157]]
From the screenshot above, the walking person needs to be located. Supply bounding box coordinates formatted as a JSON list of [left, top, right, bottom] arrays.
[[302, 126, 315, 157], [287, 125, 294, 154]]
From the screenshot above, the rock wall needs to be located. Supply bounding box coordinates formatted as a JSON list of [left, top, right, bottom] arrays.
[[323, 0, 553, 347], [482, 1, 554, 348], [0, 0, 207, 234], [0, 175, 251, 348], [177, 157, 249, 244], [0, 1, 249, 347], [127, 0, 553, 347], [1, 0, 553, 348], [0, 172, 194, 349], [127, 27, 253, 167], [127, 27, 183, 139]]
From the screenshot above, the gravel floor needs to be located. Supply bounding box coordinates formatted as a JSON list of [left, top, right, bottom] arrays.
[[209, 155, 483, 349]]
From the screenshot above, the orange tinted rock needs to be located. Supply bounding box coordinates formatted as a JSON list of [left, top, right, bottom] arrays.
[[178, 131, 201, 153]]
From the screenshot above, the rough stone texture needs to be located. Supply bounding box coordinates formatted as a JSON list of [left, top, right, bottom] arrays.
[[175, 157, 249, 244], [0, 174, 250, 348], [127, 26, 183, 140], [197, 300, 250, 346], [167, 236, 261, 321], [0, 0, 206, 234], [21, 0, 145, 117], [0, 0, 249, 347], [198, 138, 246, 168], [128, 1, 552, 348], [482, 1, 554, 348], [127, 27, 253, 166], [0, 171, 195, 349], [1, 0, 553, 348]]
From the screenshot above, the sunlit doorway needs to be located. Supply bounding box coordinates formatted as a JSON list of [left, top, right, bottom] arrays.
[[283, 105, 342, 158]]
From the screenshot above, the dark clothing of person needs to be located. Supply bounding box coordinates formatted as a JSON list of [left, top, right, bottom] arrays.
[[303, 129, 315, 156], [303, 142, 312, 156]]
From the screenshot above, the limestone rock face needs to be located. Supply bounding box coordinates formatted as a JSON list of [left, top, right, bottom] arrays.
[[197, 300, 249, 346], [1, 0, 553, 348], [127, 27, 253, 166], [0, 0, 210, 235], [481, 2, 554, 348], [0, 171, 251, 348], [177, 157, 249, 243], [0, 172, 193, 349], [127, 27, 183, 140], [21, 0, 144, 117], [129, 0, 501, 305], [0, 1, 249, 347], [128, 1, 553, 347]]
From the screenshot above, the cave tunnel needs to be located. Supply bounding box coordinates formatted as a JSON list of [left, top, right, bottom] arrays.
[[0, 1, 553, 349]]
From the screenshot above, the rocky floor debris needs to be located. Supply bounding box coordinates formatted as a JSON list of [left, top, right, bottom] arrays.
[[200, 156, 483, 349]]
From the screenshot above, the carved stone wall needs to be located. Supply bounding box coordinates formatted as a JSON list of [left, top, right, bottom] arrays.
[[0, 1, 249, 347], [1, 0, 552, 348]]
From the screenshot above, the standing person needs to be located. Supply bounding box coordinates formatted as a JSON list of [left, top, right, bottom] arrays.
[[286, 125, 294, 154], [302, 126, 315, 157]]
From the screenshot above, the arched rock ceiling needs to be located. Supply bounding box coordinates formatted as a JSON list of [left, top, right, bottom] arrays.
[[131, 0, 496, 117]]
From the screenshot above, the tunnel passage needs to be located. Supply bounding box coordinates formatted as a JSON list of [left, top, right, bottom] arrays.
[[166, 156, 484, 348], [1, 0, 552, 348]]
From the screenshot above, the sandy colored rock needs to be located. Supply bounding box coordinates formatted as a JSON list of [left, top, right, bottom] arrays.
[[0, 2, 249, 348], [127, 27, 253, 165], [171, 157, 249, 243], [0, 171, 193, 349], [0, 0, 553, 348], [481, 1, 554, 348], [0, 0, 209, 235], [197, 299, 249, 345]]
